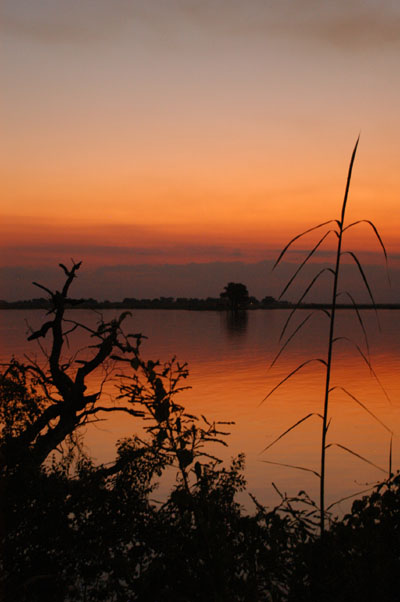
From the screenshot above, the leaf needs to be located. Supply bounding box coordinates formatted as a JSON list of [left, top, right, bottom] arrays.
[[271, 481, 284, 499], [177, 449, 193, 469], [340, 135, 359, 226], [260, 413, 322, 454], [326, 485, 375, 511], [270, 313, 313, 368], [279, 230, 334, 300], [27, 321, 53, 341], [342, 251, 378, 323], [343, 219, 390, 283], [336, 290, 370, 358], [280, 268, 334, 341], [326, 442, 386, 474], [261, 459, 320, 478], [332, 337, 391, 404], [331, 386, 392, 434], [117, 311, 132, 325], [261, 358, 327, 405], [273, 220, 339, 270], [271, 309, 329, 368], [194, 461, 202, 479], [202, 437, 228, 447]]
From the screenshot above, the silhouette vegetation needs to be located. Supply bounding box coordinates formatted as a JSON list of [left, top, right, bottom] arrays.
[[262, 138, 392, 539], [1, 145, 400, 600], [220, 282, 250, 311], [0, 294, 281, 311]]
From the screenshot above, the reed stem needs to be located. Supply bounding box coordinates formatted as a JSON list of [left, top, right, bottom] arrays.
[[320, 138, 359, 537]]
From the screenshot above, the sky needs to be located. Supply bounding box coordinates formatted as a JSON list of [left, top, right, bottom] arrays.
[[1, 0, 400, 301]]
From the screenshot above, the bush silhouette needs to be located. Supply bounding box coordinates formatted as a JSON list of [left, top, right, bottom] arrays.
[[220, 282, 250, 311]]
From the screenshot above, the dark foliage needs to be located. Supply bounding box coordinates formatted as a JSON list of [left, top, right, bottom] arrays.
[[220, 282, 250, 311], [2, 263, 400, 601]]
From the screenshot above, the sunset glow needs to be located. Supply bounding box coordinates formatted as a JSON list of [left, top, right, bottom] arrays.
[[1, 1, 400, 300]]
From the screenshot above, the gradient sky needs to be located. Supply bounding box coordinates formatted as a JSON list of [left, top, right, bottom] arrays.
[[1, 0, 400, 300]]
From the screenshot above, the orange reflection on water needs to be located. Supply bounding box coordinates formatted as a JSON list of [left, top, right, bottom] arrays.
[[1, 309, 400, 512]]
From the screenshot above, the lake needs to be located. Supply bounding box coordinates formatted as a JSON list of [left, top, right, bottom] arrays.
[[2, 308, 400, 513]]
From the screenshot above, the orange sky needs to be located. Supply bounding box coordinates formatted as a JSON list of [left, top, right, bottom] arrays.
[[1, 1, 400, 299]]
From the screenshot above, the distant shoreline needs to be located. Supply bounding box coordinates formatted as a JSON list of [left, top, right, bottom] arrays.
[[1, 300, 399, 311]]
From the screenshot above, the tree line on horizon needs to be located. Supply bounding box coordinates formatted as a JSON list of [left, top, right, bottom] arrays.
[[0, 281, 280, 311]]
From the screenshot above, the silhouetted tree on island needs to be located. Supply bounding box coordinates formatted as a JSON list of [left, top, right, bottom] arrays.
[[220, 282, 250, 311], [261, 295, 277, 307]]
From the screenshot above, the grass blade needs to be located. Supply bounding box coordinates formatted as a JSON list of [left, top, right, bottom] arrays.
[[340, 136, 359, 225], [332, 336, 391, 404], [343, 219, 390, 283], [279, 230, 334, 300], [331, 386, 392, 434], [280, 268, 335, 341], [336, 291, 370, 358], [261, 358, 327, 405], [271, 313, 313, 367], [342, 250, 377, 309], [271, 481, 284, 500], [273, 221, 339, 270], [326, 485, 375, 511], [260, 412, 322, 454], [261, 459, 320, 478], [271, 310, 330, 368], [326, 442, 386, 474], [344, 219, 387, 259]]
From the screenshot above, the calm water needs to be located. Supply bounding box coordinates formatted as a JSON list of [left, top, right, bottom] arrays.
[[2, 308, 400, 512]]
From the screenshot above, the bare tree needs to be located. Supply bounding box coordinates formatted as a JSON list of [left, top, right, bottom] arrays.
[[0, 261, 145, 472]]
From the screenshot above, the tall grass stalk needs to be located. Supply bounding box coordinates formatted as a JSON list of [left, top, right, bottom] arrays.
[[263, 138, 391, 539], [319, 137, 359, 536]]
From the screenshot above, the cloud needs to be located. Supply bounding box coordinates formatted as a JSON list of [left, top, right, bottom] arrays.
[[287, 1, 400, 49], [0, 242, 245, 263], [2, 0, 130, 43], [3, 0, 400, 50]]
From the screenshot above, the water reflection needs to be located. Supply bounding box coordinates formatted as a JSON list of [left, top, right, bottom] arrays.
[[223, 310, 249, 338], [1, 309, 400, 512]]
